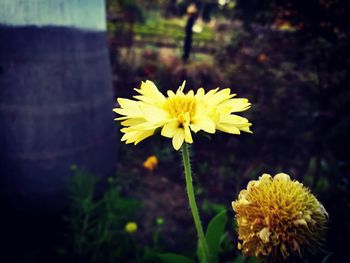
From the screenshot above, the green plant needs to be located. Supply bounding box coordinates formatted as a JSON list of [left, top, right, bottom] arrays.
[[59, 167, 144, 263], [159, 209, 229, 263]]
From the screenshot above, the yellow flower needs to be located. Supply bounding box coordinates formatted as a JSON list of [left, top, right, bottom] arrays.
[[143, 155, 158, 171], [232, 173, 328, 262], [125, 222, 138, 233], [113, 80, 252, 150]]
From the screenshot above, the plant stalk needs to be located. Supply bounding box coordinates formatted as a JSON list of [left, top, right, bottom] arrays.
[[181, 142, 210, 263]]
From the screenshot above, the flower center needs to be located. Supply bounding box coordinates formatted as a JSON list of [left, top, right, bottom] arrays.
[[163, 96, 197, 125]]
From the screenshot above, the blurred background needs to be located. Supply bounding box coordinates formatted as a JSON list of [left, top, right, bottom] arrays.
[[0, 0, 349, 262]]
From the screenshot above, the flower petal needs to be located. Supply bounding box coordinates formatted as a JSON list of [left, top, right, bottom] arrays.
[[216, 123, 241, 134], [172, 128, 185, 150], [161, 120, 179, 138], [191, 116, 216, 133], [134, 80, 166, 104], [184, 124, 193, 143]]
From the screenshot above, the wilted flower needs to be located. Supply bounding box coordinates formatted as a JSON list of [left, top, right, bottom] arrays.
[[125, 222, 138, 233], [113, 80, 252, 150], [143, 155, 158, 171], [232, 173, 328, 262]]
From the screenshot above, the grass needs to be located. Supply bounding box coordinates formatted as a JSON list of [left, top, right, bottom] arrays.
[[108, 16, 215, 47]]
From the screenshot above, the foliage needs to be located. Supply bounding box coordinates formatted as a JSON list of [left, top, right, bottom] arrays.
[[159, 253, 195, 263], [204, 210, 228, 263], [59, 167, 154, 263], [107, 0, 144, 23], [236, 0, 350, 40], [108, 16, 214, 47], [160, 210, 230, 263]]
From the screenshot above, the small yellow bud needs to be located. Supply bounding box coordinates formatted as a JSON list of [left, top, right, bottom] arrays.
[[125, 222, 138, 233], [156, 217, 164, 225], [143, 155, 158, 172]]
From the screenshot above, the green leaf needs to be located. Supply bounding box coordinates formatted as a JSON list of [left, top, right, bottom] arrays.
[[232, 255, 262, 263], [158, 253, 195, 263], [321, 253, 333, 263], [246, 256, 262, 263], [202, 200, 226, 214], [205, 210, 228, 263], [232, 255, 244, 263]]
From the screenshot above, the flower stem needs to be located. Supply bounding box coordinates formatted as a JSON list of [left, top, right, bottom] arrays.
[[181, 143, 210, 263]]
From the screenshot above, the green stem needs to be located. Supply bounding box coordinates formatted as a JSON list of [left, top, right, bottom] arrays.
[[181, 142, 211, 263]]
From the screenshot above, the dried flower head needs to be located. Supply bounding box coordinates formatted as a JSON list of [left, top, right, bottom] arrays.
[[113, 80, 252, 150], [232, 173, 328, 262]]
